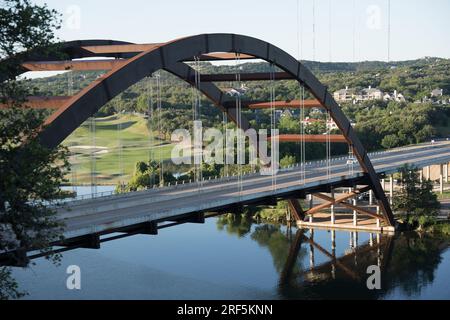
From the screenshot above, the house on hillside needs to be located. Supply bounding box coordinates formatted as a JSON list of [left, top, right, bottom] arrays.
[[431, 88, 444, 98], [326, 119, 339, 131], [333, 86, 356, 102], [280, 109, 293, 118], [301, 117, 321, 127], [383, 90, 406, 102], [358, 86, 384, 101], [334, 86, 384, 102]]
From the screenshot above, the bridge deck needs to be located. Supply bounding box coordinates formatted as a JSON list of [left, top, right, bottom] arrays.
[[55, 141, 450, 240]]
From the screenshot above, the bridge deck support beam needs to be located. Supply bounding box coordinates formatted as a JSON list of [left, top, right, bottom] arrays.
[[167, 212, 205, 224], [61, 234, 101, 249], [117, 221, 158, 235], [297, 186, 394, 233], [389, 175, 394, 205]]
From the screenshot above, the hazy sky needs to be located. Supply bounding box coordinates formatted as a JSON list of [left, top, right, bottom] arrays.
[[33, 0, 450, 62]]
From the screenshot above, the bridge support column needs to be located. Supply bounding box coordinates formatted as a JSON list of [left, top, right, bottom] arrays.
[[440, 164, 444, 195], [376, 206, 381, 228], [352, 197, 357, 226], [287, 199, 305, 221], [330, 188, 335, 224], [369, 190, 373, 205], [331, 230, 336, 255], [389, 175, 394, 205], [308, 194, 313, 223], [349, 232, 354, 249], [419, 169, 423, 183], [426, 166, 431, 180], [309, 230, 315, 269], [331, 230, 336, 279], [381, 179, 385, 191], [444, 163, 449, 183]]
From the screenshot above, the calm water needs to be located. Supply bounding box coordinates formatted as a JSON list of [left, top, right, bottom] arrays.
[[10, 215, 450, 300]]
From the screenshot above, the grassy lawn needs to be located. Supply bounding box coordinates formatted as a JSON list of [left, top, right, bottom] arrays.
[[62, 114, 174, 184]]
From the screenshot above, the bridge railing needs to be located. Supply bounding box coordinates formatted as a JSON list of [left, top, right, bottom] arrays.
[[54, 141, 446, 206]]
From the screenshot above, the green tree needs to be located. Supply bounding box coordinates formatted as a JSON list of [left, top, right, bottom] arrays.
[[280, 155, 296, 168], [393, 164, 440, 228], [0, 0, 65, 299]]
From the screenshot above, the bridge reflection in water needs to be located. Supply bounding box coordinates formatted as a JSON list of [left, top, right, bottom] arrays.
[[279, 228, 393, 299], [217, 214, 447, 299]]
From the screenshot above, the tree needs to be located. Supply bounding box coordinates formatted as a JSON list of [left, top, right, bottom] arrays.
[[280, 155, 296, 168], [0, 0, 65, 299], [393, 164, 440, 229]]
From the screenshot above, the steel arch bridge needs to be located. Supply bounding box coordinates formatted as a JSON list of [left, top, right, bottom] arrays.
[[3, 33, 395, 227]]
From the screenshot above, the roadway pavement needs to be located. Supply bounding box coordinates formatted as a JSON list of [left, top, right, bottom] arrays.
[[57, 141, 450, 239]]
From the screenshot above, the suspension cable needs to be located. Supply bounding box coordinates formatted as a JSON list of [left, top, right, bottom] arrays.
[[312, 0, 316, 63], [155, 72, 163, 187], [296, 0, 302, 62], [329, 0, 332, 62], [352, 0, 356, 63], [90, 115, 97, 197], [269, 63, 277, 190], [192, 56, 203, 189], [67, 70, 77, 193], [235, 53, 243, 195], [300, 85, 306, 183], [147, 75, 155, 188], [116, 100, 124, 191], [387, 0, 391, 62], [223, 110, 228, 178], [326, 110, 331, 180], [297, 0, 306, 184]]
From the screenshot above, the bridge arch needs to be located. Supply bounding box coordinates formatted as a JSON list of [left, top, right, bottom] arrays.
[[6, 33, 395, 226]]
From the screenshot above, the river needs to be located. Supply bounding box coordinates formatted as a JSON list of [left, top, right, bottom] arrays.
[[10, 213, 450, 300]]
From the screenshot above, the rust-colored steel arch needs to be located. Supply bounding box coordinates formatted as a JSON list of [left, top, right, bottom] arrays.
[[5, 34, 394, 226]]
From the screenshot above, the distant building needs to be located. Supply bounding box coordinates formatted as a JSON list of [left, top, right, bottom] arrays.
[[333, 86, 356, 102], [326, 119, 339, 131], [280, 109, 293, 118], [431, 88, 444, 98], [383, 90, 406, 102], [334, 86, 384, 102], [358, 86, 383, 101], [301, 117, 321, 126]]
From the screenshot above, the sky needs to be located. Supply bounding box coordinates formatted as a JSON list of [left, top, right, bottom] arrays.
[[32, 0, 450, 62]]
